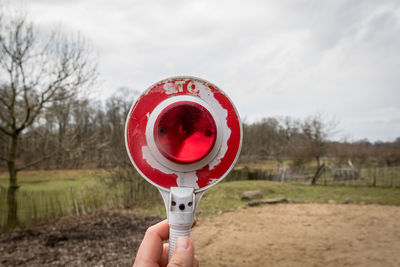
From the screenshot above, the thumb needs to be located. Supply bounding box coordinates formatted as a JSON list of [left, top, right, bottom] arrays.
[[168, 236, 195, 267]]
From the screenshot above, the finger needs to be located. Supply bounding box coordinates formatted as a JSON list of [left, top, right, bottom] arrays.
[[134, 220, 170, 266], [168, 236, 195, 267], [194, 255, 199, 267], [159, 243, 169, 267]]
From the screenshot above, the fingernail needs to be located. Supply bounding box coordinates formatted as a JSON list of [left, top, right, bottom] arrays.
[[176, 236, 189, 252]]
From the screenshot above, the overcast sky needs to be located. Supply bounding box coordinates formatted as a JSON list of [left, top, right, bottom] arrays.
[[7, 0, 400, 142]]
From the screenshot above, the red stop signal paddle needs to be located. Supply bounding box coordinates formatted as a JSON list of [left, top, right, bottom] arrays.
[[125, 76, 242, 259]]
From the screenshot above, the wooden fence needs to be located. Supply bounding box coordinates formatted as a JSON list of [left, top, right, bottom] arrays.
[[226, 166, 400, 187], [1, 166, 399, 229], [0, 178, 160, 229]]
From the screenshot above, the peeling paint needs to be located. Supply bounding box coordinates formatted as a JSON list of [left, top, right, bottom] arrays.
[[178, 172, 199, 188], [208, 178, 219, 185], [136, 77, 235, 190], [142, 146, 199, 189], [197, 82, 231, 171], [142, 146, 175, 175]]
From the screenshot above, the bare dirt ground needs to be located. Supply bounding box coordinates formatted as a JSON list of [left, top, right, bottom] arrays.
[[1, 204, 400, 267], [192, 204, 400, 267], [0, 211, 160, 266]]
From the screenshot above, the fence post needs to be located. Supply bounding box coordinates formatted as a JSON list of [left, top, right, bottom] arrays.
[[71, 187, 80, 216], [372, 168, 376, 187], [389, 167, 393, 187]]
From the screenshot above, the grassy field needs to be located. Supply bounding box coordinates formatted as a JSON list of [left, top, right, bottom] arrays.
[[1, 169, 400, 228], [229, 161, 400, 187], [0, 169, 159, 228], [136, 180, 400, 219], [0, 169, 103, 191]]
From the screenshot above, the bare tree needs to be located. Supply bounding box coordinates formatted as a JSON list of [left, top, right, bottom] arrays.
[[0, 12, 97, 227], [274, 116, 301, 164], [301, 114, 337, 185], [102, 87, 138, 167], [45, 88, 81, 169]]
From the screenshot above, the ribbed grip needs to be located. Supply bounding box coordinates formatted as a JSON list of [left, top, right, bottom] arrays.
[[169, 224, 191, 260]]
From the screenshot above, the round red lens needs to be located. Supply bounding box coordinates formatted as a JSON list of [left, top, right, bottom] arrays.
[[154, 101, 217, 164]]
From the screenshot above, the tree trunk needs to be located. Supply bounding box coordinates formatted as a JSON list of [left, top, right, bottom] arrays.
[[7, 134, 20, 228], [56, 127, 65, 169], [311, 158, 325, 185]]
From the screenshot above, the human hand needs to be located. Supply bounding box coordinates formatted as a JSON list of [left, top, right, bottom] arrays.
[[133, 220, 199, 267]]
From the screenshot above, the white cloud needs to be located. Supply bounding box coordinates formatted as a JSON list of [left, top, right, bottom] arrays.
[[6, 0, 400, 141]]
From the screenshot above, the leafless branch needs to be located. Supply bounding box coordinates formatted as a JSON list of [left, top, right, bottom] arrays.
[[16, 147, 62, 171], [0, 10, 98, 174]]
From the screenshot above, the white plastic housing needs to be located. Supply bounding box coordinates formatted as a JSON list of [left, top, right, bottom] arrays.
[[145, 95, 223, 173]]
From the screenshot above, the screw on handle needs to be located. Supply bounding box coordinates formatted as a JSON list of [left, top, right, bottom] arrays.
[[168, 223, 192, 260]]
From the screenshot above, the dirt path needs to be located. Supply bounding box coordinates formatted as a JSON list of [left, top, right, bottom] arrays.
[[192, 204, 400, 267]]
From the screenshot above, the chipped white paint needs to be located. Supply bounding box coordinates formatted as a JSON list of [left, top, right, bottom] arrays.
[[178, 172, 199, 188], [208, 178, 219, 185], [142, 146, 176, 176], [175, 81, 185, 92], [187, 81, 199, 94], [164, 83, 177, 94], [141, 79, 230, 189], [142, 146, 199, 189], [197, 82, 231, 171]]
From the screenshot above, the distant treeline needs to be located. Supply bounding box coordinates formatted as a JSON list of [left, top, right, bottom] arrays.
[[241, 116, 400, 168], [0, 87, 136, 171], [0, 89, 399, 171]]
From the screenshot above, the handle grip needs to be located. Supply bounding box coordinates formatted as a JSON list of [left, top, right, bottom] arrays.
[[168, 223, 192, 259], [166, 187, 195, 261], [158, 187, 200, 262]]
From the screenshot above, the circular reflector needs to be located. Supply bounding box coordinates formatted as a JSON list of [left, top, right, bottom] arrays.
[[154, 101, 217, 164], [125, 76, 242, 192]]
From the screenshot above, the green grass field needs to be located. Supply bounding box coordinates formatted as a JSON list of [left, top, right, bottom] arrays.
[[0, 169, 103, 191], [135, 179, 400, 219], [1, 169, 400, 228], [0, 169, 150, 228]]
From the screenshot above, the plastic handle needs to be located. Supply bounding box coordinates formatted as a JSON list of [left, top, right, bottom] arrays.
[[169, 223, 192, 259], [166, 187, 195, 261]]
